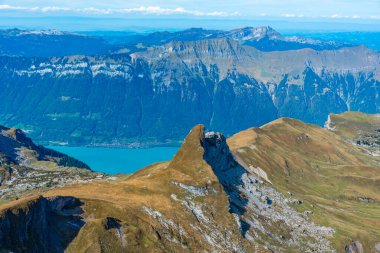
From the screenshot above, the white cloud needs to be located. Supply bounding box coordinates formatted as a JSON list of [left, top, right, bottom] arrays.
[[0, 4, 24, 10], [0, 4, 239, 17], [282, 13, 296, 18], [41, 6, 71, 12], [280, 12, 369, 19], [281, 13, 305, 18], [0, 3, 378, 20], [330, 14, 363, 19]]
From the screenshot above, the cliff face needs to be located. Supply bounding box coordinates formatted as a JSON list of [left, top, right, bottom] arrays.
[[0, 196, 84, 253], [202, 131, 335, 252], [0, 33, 378, 146], [0, 115, 379, 252]]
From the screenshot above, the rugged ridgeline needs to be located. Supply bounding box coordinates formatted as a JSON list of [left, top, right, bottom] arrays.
[[0, 26, 351, 57], [110, 26, 351, 52], [0, 113, 379, 252], [0, 125, 103, 202], [0, 27, 379, 146]]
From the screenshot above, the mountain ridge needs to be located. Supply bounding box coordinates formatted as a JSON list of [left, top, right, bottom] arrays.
[[0, 26, 378, 146], [0, 124, 104, 202], [1, 113, 379, 252]]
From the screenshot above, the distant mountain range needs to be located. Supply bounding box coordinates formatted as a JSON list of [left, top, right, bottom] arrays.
[[0, 28, 110, 57], [109, 26, 352, 53], [0, 26, 352, 57], [0, 26, 378, 146]]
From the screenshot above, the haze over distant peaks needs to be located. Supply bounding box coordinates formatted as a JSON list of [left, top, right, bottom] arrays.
[[0, 26, 378, 146]]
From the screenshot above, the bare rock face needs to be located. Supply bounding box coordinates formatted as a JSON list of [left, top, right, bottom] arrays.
[[0, 196, 85, 253], [345, 241, 364, 253], [0, 27, 379, 146], [0, 119, 378, 252], [201, 130, 336, 252], [375, 242, 380, 252], [202, 131, 238, 174]]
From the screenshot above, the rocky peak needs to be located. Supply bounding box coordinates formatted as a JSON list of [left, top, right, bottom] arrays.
[[167, 125, 241, 188], [202, 131, 238, 173], [169, 124, 205, 165], [167, 125, 219, 182], [169, 126, 237, 177], [228, 26, 282, 41]]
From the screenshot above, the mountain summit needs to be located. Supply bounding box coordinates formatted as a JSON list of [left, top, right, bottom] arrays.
[[0, 26, 378, 146], [1, 113, 379, 252], [228, 26, 282, 40]]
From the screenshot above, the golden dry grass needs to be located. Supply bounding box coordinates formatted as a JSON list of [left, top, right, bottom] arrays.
[[228, 116, 380, 252], [2, 115, 379, 252]]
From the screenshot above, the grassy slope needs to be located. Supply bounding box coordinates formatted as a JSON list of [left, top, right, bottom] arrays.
[[40, 125, 259, 253], [1, 114, 379, 252], [328, 112, 380, 139], [228, 116, 380, 252]]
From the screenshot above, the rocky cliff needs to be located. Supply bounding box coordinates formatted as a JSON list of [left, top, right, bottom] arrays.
[[1, 114, 378, 252], [0, 27, 378, 146], [0, 196, 84, 253]]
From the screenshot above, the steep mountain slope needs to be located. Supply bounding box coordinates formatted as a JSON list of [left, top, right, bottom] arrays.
[[0, 125, 101, 202], [0, 27, 378, 146], [228, 115, 380, 252], [0, 125, 89, 169], [0, 196, 85, 253], [1, 114, 379, 252]]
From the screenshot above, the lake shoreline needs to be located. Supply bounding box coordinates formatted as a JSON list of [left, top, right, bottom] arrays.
[[48, 146, 179, 175], [44, 141, 183, 149]]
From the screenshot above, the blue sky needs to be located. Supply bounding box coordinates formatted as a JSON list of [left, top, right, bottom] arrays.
[[1, 0, 379, 21]]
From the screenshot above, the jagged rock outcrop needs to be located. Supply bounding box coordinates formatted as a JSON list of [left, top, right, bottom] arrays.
[[0, 115, 379, 252], [202, 130, 336, 252], [0, 196, 85, 253]]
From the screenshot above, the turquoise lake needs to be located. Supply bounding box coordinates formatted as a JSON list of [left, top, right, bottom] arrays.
[[49, 146, 179, 174]]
